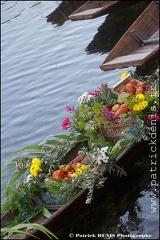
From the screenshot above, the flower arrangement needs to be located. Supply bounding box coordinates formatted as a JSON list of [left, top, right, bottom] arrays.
[[1, 69, 159, 231]]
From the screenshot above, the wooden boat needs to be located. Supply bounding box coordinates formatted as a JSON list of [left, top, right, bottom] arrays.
[[1, 138, 153, 239], [68, 1, 138, 20], [1, 69, 159, 239], [100, 1, 159, 71]]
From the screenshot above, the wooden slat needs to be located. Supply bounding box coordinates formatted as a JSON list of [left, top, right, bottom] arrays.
[[100, 44, 159, 71], [68, 1, 138, 20]]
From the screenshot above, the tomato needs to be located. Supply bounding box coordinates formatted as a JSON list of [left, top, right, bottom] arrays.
[[52, 170, 65, 181], [115, 106, 129, 118], [136, 87, 145, 94], [112, 104, 121, 112], [125, 83, 136, 93], [129, 79, 137, 86], [120, 102, 128, 108], [137, 82, 146, 88], [67, 170, 75, 178]]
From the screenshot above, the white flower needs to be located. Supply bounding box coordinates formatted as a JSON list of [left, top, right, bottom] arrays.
[[100, 155, 109, 163], [26, 174, 33, 183], [78, 92, 93, 105], [99, 146, 109, 163], [100, 146, 109, 154]]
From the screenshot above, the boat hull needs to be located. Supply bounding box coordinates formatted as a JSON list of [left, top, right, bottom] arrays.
[[1, 139, 151, 239], [100, 1, 159, 71]]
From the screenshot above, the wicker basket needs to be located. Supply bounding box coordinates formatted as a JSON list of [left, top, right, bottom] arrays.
[[101, 118, 134, 142], [112, 76, 142, 94]]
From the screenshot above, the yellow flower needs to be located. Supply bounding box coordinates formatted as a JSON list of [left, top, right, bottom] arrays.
[[136, 94, 145, 100], [71, 173, 78, 179], [76, 168, 82, 174], [121, 71, 129, 80], [29, 158, 42, 177], [133, 101, 148, 111], [140, 100, 148, 109], [30, 167, 38, 177], [133, 103, 142, 111], [80, 164, 89, 172], [32, 158, 41, 165]]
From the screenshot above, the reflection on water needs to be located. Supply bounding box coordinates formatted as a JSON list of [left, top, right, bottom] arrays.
[[46, 1, 86, 27], [85, 1, 152, 54]]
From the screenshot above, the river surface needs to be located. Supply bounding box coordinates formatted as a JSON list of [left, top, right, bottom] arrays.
[[1, 1, 159, 239]]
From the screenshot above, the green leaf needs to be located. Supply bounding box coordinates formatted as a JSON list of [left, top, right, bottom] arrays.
[[79, 105, 88, 112], [43, 140, 62, 146], [1, 167, 17, 178], [1, 223, 58, 239], [1, 227, 39, 238], [42, 207, 52, 218], [9, 169, 26, 185], [15, 146, 44, 153], [26, 152, 46, 156], [118, 92, 130, 103], [92, 103, 102, 112], [53, 134, 71, 140], [1, 163, 16, 171], [1, 157, 23, 170], [78, 122, 85, 130]]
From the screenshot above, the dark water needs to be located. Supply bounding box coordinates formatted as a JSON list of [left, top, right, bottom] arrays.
[[1, 1, 159, 239]]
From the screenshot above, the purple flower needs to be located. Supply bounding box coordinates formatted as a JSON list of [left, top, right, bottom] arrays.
[[103, 110, 118, 122], [89, 90, 101, 96], [66, 106, 74, 112], [103, 105, 111, 112], [146, 114, 160, 123], [102, 83, 108, 88], [156, 115, 160, 121]]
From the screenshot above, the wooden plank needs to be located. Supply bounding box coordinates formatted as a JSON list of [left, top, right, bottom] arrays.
[[68, 1, 138, 20], [100, 44, 159, 71]]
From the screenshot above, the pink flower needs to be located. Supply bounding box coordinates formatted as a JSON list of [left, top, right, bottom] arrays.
[[61, 117, 70, 130], [89, 90, 101, 96], [103, 104, 111, 112], [146, 114, 160, 123], [102, 83, 108, 88], [66, 106, 74, 112], [147, 115, 155, 121]]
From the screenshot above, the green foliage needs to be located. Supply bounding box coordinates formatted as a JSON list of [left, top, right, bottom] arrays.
[[69, 87, 119, 149], [118, 92, 130, 103], [122, 116, 150, 142], [2, 135, 75, 187], [1, 223, 58, 239], [42, 178, 67, 203], [94, 85, 118, 106], [1, 181, 43, 227]]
